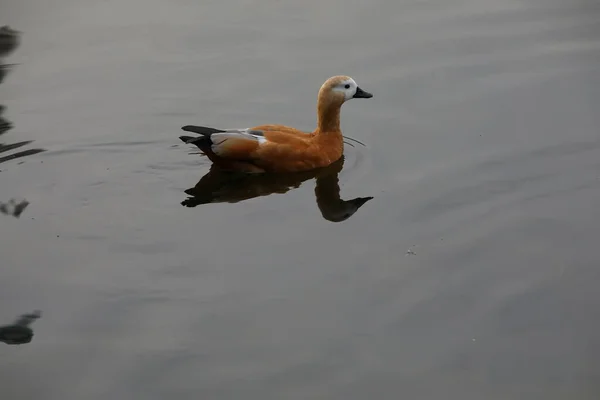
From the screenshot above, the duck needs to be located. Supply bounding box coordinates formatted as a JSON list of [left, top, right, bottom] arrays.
[[179, 75, 373, 173]]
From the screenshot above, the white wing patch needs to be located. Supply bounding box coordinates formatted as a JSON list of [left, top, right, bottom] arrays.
[[209, 129, 267, 156], [211, 129, 267, 145]]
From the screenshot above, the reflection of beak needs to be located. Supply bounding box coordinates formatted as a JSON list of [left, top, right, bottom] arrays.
[[319, 196, 374, 222], [353, 86, 373, 99], [351, 196, 374, 208]]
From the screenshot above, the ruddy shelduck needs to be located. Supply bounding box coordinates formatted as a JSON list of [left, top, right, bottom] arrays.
[[179, 75, 373, 173]]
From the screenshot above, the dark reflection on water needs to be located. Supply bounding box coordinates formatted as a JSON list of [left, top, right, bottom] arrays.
[[182, 156, 373, 222], [0, 27, 45, 165], [0, 143, 45, 164], [0, 26, 20, 57], [0, 26, 44, 219], [0, 63, 14, 85], [0, 310, 41, 345], [0, 104, 12, 135], [0, 197, 29, 218], [0, 26, 19, 143]]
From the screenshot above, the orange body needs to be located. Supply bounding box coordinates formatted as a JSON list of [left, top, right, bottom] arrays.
[[179, 75, 373, 173]]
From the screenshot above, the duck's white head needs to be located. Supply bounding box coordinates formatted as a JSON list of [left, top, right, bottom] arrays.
[[319, 75, 373, 104], [316, 75, 372, 132]]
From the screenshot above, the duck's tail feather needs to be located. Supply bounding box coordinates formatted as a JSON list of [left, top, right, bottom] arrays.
[[181, 125, 226, 136], [179, 135, 200, 144], [180, 125, 226, 149], [179, 135, 211, 149]]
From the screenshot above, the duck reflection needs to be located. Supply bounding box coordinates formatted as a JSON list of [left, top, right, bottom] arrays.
[[0, 26, 20, 58], [0, 27, 43, 218], [182, 156, 373, 222], [0, 27, 45, 166], [0, 310, 41, 345], [0, 198, 29, 217]]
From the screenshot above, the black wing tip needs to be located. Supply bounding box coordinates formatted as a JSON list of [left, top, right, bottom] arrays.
[[181, 125, 225, 135], [179, 135, 197, 144], [181, 125, 198, 132]]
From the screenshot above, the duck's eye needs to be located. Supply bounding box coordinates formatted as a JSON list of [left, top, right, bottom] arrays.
[[344, 84, 350, 89]]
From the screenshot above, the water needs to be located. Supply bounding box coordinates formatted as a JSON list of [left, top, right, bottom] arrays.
[[1, 0, 600, 398]]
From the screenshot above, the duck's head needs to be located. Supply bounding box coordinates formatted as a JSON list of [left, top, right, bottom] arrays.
[[318, 75, 373, 106]]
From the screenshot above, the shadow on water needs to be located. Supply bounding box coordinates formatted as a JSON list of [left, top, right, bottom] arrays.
[[0, 310, 41, 345], [182, 156, 373, 222], [1, 26, 45, 217]]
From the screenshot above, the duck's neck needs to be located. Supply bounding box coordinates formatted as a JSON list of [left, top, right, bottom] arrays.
[[316, 98, 342, 134]]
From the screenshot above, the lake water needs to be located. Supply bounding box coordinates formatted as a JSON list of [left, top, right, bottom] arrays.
[[2, 0, 600, 398]]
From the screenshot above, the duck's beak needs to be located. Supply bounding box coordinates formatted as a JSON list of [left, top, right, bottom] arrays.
[[353, 86, 373, 99]]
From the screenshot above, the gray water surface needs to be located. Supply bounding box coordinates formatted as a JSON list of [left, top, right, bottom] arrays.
[[2, 0, 600, 399]]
